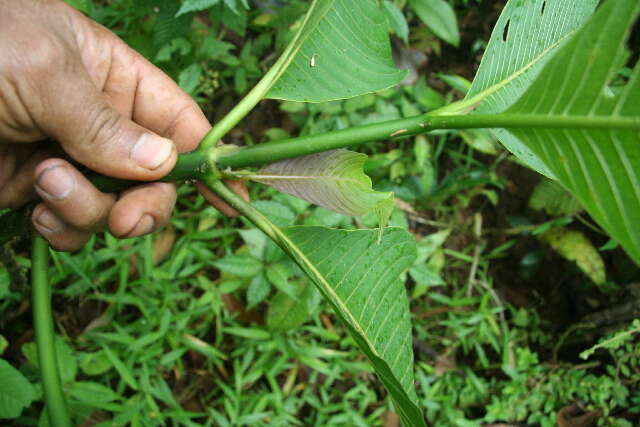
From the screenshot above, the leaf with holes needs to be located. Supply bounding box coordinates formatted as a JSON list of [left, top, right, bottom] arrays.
[[246, 149, 395, 230], [266, 0, 407, 102], [457, 0, 598, 177], [278, 226, 425, 426], [503, 0, 640, 263]]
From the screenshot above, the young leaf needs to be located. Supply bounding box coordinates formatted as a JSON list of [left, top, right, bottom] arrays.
[[266, 0, 407, 102], [247, 149, 395, 230], [460, 0, 598, 177], [408, 0, 460, 47], [0, 359, 36, 419], [503, 0, 640, 263]]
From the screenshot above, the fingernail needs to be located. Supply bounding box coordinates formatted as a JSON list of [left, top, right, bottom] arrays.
[[35, 209, 65, 233], [130, 134, 173, 170], [36, 166, 75, 200], [127, 214, 155, 237]]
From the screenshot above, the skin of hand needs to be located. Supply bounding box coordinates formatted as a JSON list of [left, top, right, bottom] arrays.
[[0, 0, 248, 251]]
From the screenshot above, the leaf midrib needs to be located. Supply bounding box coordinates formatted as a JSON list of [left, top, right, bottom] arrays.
[[433, 28, 579, 116]]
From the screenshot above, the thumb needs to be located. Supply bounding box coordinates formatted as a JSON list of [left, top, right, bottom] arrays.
[[38, 63, 177, 181]]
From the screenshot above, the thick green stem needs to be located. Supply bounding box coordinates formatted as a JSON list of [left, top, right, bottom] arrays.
[[216, 113, 640, 168], [91, 111, 639, 192], [90, 149, 209, 193], [32, 236, 72, 427]]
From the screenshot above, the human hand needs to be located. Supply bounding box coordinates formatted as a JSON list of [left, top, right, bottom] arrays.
[[0, 0, 247, 251]]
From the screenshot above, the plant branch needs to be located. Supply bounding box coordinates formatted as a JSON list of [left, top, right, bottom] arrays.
[[90, 111, 639, 192], [32, 235, 72, 427], [216, 113, 640, 168]]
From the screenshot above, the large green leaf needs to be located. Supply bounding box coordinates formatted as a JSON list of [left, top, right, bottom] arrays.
[[281, 226, 425, 426], [0, 359, 36, 419], [245, 150, 394, 229], [459, 0, 598, 177], [266, 0, 407, 102], [503, 0, 640, 262]]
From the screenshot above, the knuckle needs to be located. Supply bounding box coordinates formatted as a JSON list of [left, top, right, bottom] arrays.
[[83, 104, 121, 149]]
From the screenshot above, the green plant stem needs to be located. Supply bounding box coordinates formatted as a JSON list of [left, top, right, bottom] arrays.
[[216, 113, 640, 168], [32, 236, 72, 427], [90, 149, 209, 193], [91, 111, 639, 192], [197, 0, 317, 153]]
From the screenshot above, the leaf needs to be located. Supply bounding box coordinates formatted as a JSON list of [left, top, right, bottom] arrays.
[[503, 0, 640, 263], [278, 226, 425, 426], [529, 179, 583, 216], [247, 272, 271, 308], [408, 0, 460, 47], [462, 0, 598, 177], [250, 149, 394, 230], [266, 0, 407, 102], [212, 255, 263, 278], [266, 263, 298, 299], [0, 359, 36, 419], [176, 0, 222, 17], [79, 350, 112, 376], [539, 227, 606, 286], [267, 282, 317, 331], [69, 382, 120, 404], [383, 0, 409, 44], [178, 63, 202, 96]]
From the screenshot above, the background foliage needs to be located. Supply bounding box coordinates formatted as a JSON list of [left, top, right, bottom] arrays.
[[1, 0, 639, 426]]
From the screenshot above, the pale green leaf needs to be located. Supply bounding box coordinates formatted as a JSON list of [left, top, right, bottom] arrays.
[[504, 0, 640, 263], [280, 226, 425, 426], [408, 0, 460, 47], [539, 227, 606, 285], [0, 359, 35, 419], [529, 179, 583, 216], [249, 149, 394, 230], [266, 0, 407, 102], [462, 0, 598, 177]]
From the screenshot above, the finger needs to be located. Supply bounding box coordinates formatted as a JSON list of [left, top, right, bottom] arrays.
[[108, 182, 176, 238], [195, 180, 249, 218], [81, 21, 211, 153], [33, 158, 116, 232], [0, 144, 55, 209], [34, 52, 178, 182], [32, 204, 91, 252]]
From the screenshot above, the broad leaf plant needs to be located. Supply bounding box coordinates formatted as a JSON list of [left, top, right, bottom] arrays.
[[2, 0, 638, 426]]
